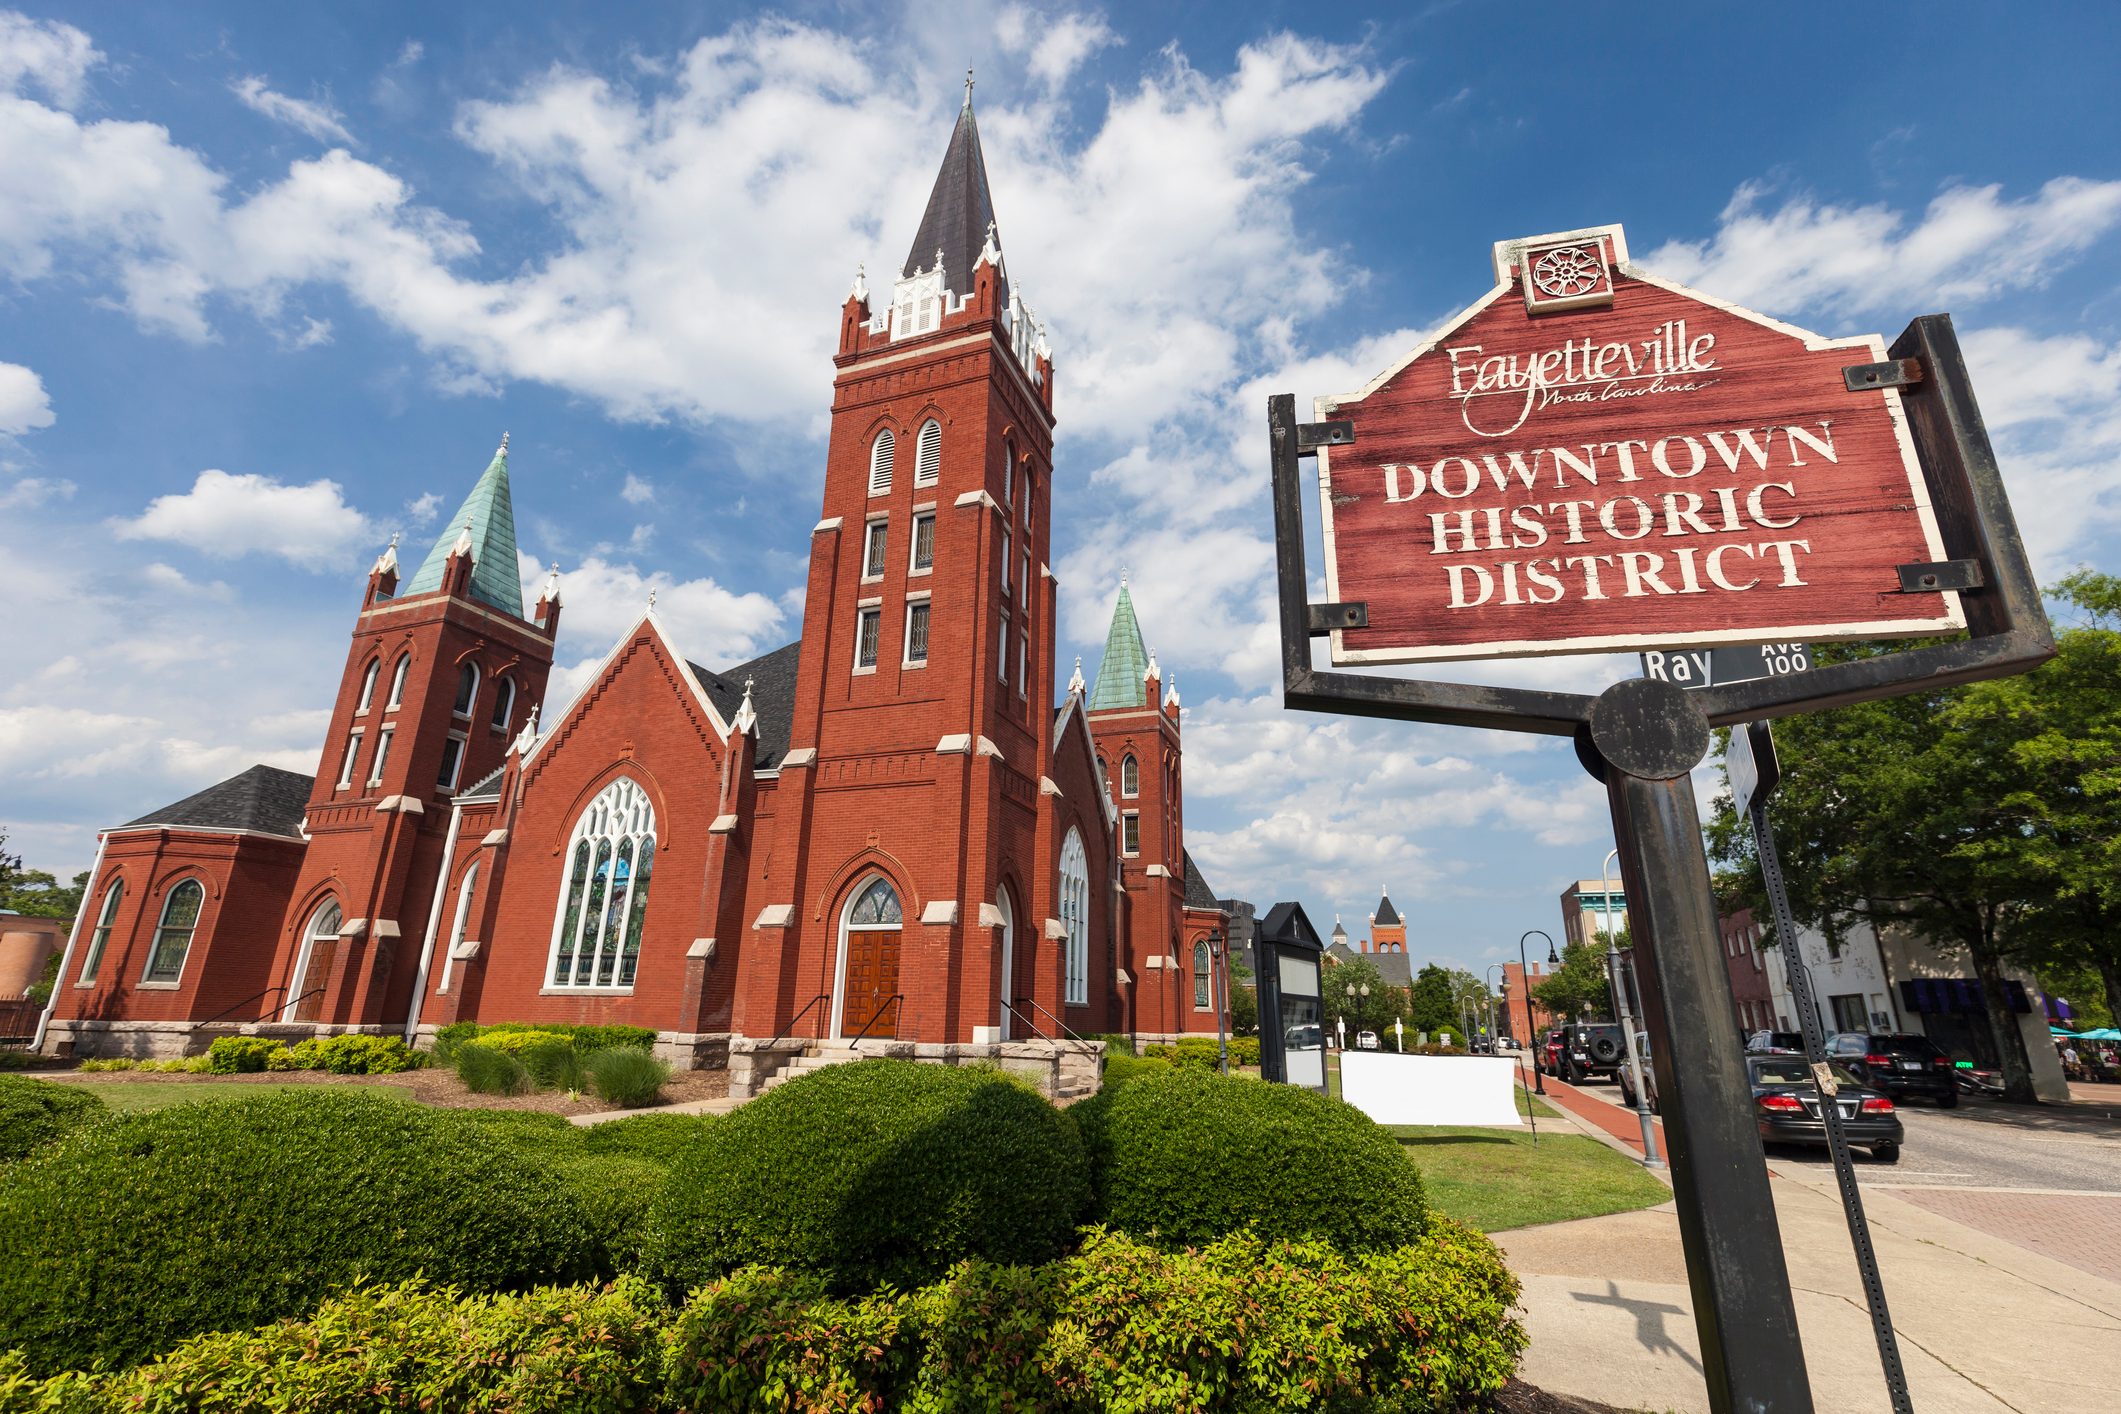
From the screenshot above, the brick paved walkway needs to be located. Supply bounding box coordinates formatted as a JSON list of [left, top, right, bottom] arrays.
[[1881, 1186, 2121, 1284], [1533, 1067, 1667, 1157]]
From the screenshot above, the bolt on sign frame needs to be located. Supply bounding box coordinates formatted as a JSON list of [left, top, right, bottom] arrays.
[[1268, 236, 2052, 1414]]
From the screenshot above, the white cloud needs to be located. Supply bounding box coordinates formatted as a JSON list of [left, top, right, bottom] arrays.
[[403, 490, 442, 526], [0, 475, 73, 508], [0, 10, 99, 109], [997, 7, 1118, 90], [113, 469, 375, 567], [620, 473, 655, 505], [1644, 177, 2121, 319], [230, 76, 356, 146], [1959, 324, 2121, 569], [0, 359, 53, 433]]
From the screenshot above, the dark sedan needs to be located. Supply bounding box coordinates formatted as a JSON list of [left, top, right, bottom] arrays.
[[1751, 1056, 1904, 1162], [1826, 1032, 1959, 1107]]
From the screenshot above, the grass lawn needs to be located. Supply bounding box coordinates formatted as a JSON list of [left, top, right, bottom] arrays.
[[37, 1078, 417, 1112]]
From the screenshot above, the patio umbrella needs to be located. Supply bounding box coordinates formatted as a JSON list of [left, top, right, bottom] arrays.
[[2051, 1025, 2078, 1036], [2077, 1026, 2121, 1041]]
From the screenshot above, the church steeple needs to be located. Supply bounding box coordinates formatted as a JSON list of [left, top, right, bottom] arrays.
[[403, 435, 524, 617], [1089, 579, 1150, 711], [903, 80, 1006, 307]]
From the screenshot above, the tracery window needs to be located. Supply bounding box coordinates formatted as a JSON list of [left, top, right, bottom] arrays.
[[144, 879, 203, 982], [1120, 754, 1139, 798], [1194, 939, 1212, 1010], [1060, 829, 1089, 1005], [547, 778, 656, 989], [79, 880, 123, 984]]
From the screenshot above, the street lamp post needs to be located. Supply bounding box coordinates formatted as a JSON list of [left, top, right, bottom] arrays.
[[1519, 929, 1556, 1095], [1486, 964, 1507, 1052], [1210, 933, 1230, 1075], [1602, 848, 1664, 1169]]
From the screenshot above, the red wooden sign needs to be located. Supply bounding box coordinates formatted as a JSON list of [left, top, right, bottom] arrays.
[[1316, 225, 1963, 665]]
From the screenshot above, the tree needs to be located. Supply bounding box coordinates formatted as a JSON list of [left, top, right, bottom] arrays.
[[1533, 932, 1625, 1022], [0, 829, 86, 919], [1227, 960, 1259, 1037], [1408, 964, 1459, 1040], [1703, 578, 2121, 1105], [1324, 956, 1396, 1037]]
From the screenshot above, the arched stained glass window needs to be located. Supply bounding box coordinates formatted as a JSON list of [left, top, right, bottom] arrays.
[[1060, 828, 1089, 1005], [144, 879, 203, 982], [386, 653, 412, 710], [849, 877, 902, 925], [490, 677, 516, 732], [547, 778, 656, 988], [356, 658, 381, 713], [1193, 939, 1212, 1010], [453, 662, 480, 718], [1120, 754, 1139, 798], [79, 880, 124, 984]]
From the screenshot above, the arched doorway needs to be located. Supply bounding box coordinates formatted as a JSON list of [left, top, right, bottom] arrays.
[[285, 898, 341, 1021], [996, 885, 1016, 1040], [834, 876, 903, 1039]]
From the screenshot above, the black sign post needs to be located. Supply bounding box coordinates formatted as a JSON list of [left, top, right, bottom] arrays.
[[1735, 723, 1914, 1414], [1268, 314, 2052, 1414]]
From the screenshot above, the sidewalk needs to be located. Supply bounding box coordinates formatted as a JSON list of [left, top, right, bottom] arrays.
[[1498, 1123, 2121, 1412]]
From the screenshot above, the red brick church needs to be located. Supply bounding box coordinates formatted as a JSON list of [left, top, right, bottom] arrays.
[[39, 93, 1234, 1083]]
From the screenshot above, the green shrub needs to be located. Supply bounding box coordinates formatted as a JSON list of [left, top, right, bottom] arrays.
[[581, 1111, 715, 1165], [0, 1089, 599, 1373], [456, 1041, 533, 1096], [585, 1047, 672, 1108], [1083, 1031, 1136, 1057], [1100, 1049, 1173, 1088], [641, 1059, 1088, 1293], [446, 1108, 583, 1156], [476, 1029, 580, 1089], [1074, 1066, 1428, 1253], [308, 1032, 416, 1074], [431, 1019, 483, 1061], [74, 1057, 136, 1072], [665, 1267, 917, 1412], [206, 1035, 286, 1074], [0, 1077, 105, 1161]]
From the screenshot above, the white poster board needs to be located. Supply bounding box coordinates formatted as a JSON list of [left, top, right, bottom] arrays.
[[1339, 1052, 1522, 1127]]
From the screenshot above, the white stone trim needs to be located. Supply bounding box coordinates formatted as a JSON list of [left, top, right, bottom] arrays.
[[754, 904, 795, 929], [449, 938, 481, 960], [814, 517, 843, 533], [1145, 955, 1164, 970], [481, 829, 509, 846], [780, 748, 818, 768], [936, 733, 971, 754], [372, 919, 401, 939], [953, 489, 998, 510], [709, 813, 740, 833], [975, 736, 1002, 758], [921, 900, 960, 925], [341, 919, 369, 937], [1045, 918, 1066, 940], [1146, 864, 1170, 878], [686, 937, 716, 960], [1039, 775, 1062, 797], [1116, 968, 1133, 984], [979, 902, 1006, 928]]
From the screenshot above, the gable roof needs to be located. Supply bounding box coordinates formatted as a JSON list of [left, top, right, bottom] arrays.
[[689, 640, 801, 770], [904, 93, 1006, 306], [119, 764, 313, 838], [1088, 581, 1149, 711], [1182, 850, 1223, 911], [403, 439, 524, 616]]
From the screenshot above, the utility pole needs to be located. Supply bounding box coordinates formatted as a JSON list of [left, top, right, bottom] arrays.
[[1603, 848, 1663, 1168]]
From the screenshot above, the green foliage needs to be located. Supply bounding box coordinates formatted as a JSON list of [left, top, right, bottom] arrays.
[[206, 1035, 287, 1074], [0, 829, 85, 919], [431, 1019, 483, 1062], [0, 1089, 598, 1373], [580, 1111, 716, 1165], [1407, 963, 1461, 1038], [640, 1059, 1088, 1293], [0, 1278, 671, 1413], [584, 1046, 672, 1108], [1227, 970, 1259, 1036], [73, 1057, 136, 1072], [1082, 1031, 1136, 1057], [1073, 1066, 1428, 1253], [665, 1266, 918, 1412], [456, 1042, 533, 1096], [1532, 938, 1621, 1022], [1099, 1049, 1173, 1088], [1140, 1035, 1260, 1070], [268, 1033, 415, 1075], [432, 1021, 660, 1063], [0, 1077, 104, 1161], [1325, 954, 1406, 1036]]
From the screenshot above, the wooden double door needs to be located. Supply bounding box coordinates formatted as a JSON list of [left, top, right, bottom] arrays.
[[842, 928, 901, 1038]]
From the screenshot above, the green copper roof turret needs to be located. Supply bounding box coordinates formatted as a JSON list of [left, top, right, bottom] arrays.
[[403, 435, 524, 617], [1088, 579, 1149, 711]]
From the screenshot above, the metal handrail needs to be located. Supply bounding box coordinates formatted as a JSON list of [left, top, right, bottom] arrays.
[[768, 992, 832, 1048], [1001, 998, 1048, 1042], [1010, 995, 1085, 1043], [848, 994, 902, 1043], [186, 983, 324, 1033]]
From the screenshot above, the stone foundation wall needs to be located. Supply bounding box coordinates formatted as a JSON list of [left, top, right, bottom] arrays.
[[728, 1035, 1104, 1101]]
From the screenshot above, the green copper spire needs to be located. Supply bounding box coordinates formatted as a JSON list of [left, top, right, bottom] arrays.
[[403, 434, 524, 617], [1088, 578, 1150, 711]]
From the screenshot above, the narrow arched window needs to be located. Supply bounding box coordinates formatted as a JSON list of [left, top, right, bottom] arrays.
[[284, 897, 342, 1017], [868, 429, 895, 495], [79, 880, 124, 984], [1194, 939, 1212, 1010], [1061, 828, 1089, 1005], [355, 658, 381, 714], [438, 862, 479, 993], [143, 879, 203, 982], [914, 419, 941, 487], [1120, 754, 1139, 798], [489, 677, 516, 733], [547, 778, 656, 989], [386, 653, 412, 710], [452, 662, 480, 718]]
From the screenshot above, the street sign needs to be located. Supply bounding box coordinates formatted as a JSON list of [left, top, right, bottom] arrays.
[[1314, 224, 1964, 665], [1641, 641, 1813, 689], [1727, 721, 1780, 818]]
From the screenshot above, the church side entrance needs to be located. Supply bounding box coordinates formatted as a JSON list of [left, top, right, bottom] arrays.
[[835, 876, 902, 1040]]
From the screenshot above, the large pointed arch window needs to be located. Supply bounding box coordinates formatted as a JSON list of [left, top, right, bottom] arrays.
[[1060, 828, 1089, 1005], [1193, 938, 1213, 1010], [386, 653, 412, 711], [547, 778, 657, 989], [355, 658, 381, 714], [78, 879, 124, 985], [284, 898, 342, 1019], [1120, 754, 1139, 798], [143, 879, 203, 983]]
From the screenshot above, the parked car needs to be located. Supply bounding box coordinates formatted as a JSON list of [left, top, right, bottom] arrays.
[[1493, 1035, 1520, 1052], [1826, 1032, 1959, 1108], [1556, 1022, 1628, 1084], [1749, 1054, 1904, 1162], [1539, 1028, 1567, 1076], [1745, 1030, 1806, 1055], [1356, 1030, 1380, 1050], [1616, 1030, 1659, 1112]]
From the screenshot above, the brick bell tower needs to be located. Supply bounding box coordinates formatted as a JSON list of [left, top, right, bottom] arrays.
[[744, 79, 1059, 1044], [277, 436, 558, 1030]]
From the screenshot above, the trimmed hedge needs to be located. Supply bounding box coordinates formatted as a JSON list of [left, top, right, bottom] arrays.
[[1073, 1067, 1428, 1253], [0, 1076, 104, 1161], [206, 1035, 284, 1073], [1140, 1035, 1262, 1070], [0, 1225, 1524, 1412], [640, 1059, 1088, 1293], [434, 1021, 659, 1061], [581, 1112, 716, 1165], [266, 1033, 417, 1074], [0, 1089, 599, 1373]]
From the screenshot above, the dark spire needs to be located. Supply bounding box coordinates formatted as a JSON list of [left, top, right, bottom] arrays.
[[904, 85, 1006, 306], [1374, 890, 1401, 926]]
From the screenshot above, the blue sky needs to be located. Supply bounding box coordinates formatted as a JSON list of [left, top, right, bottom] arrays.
[[5, 3, 2119, 980]]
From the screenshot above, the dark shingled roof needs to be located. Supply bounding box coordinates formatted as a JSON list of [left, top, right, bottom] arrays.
[[689, 640, 801, 770], [1323, 940, 1413, 990], [904, 96, 1006, 306], [1374, 892, 1401, 926], [1182, 850, 1223, 911], [119, 764, 313, 838]]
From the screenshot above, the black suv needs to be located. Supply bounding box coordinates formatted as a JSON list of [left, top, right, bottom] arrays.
[[1827, 1032, 1958, 1107], [1556, 1022, 1628, 1084]]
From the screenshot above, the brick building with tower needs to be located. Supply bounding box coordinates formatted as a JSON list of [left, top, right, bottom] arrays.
[[39, 90, 1231, 1087]]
